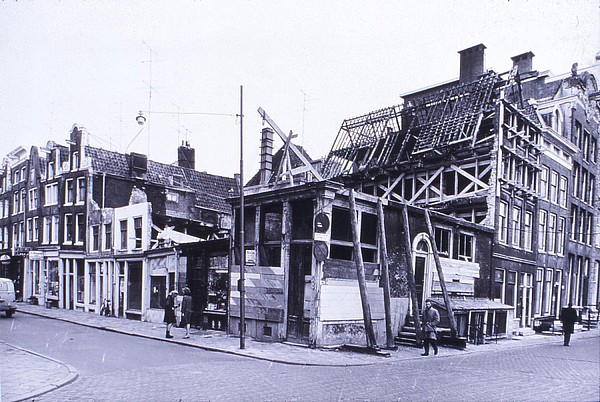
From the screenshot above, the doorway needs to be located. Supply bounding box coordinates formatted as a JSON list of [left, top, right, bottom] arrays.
[[413, 236, 431, 312], [286, 243, 312, 343]]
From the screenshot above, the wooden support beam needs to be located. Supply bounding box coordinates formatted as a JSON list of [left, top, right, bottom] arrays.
[[401, 202, 423, 344], [424, 209, 458, 338], [348, 189, 378, 349], [377, 199, 394, 348]]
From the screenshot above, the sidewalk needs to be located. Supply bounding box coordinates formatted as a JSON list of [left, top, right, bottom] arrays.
[[14, 302, 599, 366], [0, 340, 77, 402]]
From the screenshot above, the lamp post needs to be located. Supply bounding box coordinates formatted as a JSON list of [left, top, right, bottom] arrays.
[[238, 85, 246, 349]]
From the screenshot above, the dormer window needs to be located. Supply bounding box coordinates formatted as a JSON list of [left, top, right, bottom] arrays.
[[172, 174, 183, 187], [48, 162, 55, 179], [552, 109, 563, 136]]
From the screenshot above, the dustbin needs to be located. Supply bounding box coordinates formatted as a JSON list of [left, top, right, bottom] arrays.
[[45, 300, 52, 309]]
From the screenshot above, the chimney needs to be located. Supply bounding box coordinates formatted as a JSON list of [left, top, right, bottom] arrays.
[[177, 141, 195, 170], [458, 44, 486, 84], [511, 51, 535, 74], [260, 127, 274, 185]]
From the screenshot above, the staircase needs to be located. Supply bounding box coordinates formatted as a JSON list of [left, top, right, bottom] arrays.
[[395, 316, 421, 347]]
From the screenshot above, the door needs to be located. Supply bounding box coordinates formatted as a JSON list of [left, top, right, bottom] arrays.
[[286, 244, 312, 343], [414, 256, 426, 311]]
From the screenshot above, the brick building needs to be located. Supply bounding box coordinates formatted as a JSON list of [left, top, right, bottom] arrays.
[[0, 126, 237, 326]]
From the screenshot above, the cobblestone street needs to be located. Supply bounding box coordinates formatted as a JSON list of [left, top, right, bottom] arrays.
[[1, 307, 598, 401]]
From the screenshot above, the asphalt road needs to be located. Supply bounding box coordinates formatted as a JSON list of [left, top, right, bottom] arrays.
[[1, 314, 599, 401]]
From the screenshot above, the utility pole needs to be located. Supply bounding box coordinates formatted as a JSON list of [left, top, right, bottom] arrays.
[[238, 85, 246, 350]]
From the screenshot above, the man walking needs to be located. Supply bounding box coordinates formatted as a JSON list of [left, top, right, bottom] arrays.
[[422, 299, 440, 356], [560, 302, 578, 346]]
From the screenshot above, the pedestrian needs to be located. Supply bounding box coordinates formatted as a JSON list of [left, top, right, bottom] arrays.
[[560, 302, 578, 346], [164, 290, 178, 338], [180, 287, 193, 338], [422, 299, 440, 356]]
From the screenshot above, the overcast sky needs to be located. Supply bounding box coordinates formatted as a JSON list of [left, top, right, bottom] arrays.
[[1, 1, 598, 179]]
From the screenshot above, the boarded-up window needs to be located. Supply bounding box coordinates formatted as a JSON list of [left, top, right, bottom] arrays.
[[291, 199, 313, 240]]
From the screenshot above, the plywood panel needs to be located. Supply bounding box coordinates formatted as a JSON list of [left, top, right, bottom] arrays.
[[230, 265, 285, 322], [320, 280, 384, 321]]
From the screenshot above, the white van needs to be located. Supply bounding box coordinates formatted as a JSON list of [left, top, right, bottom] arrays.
[[0, 278, 17, 317]]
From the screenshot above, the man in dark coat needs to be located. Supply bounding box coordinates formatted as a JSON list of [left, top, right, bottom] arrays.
[[422, 299, 440, 356], [560, 302, 578, 346]]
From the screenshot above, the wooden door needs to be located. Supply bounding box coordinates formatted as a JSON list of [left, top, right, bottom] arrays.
[[286, 244, 312, 343]]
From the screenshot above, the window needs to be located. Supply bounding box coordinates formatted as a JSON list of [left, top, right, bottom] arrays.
[[104, 223, 112, 250], [28, 188, 38, 210], [557, 217, 565, 255], [72, 152, 80, 170], [0, 201, 3, 218], [544, 269, 552, 314], [559, 176, 567, 208], [549, 171, 559, 203], [535, 268, 543, 315], [499, 201, 508, 244], [48, 162, 55, 179], [13, 192, 19, 214], [330, 206, 353, 261], [166, 192, 179, 202], [572, 163, 579, 197], [360, 212, 378, 263], [45, 183, 58, 206], [591, 137, 597, 163], [20, 189, 26, 212], [524, 211, 533, 251], [76, 213, 85, 244], [539, 167, 549, 199], [134, 217, 143, 249], [77, 177, 85, 203], [43, 217, 51, 244], [18, 221, 24, 247], [548, 213, 557, 253], [92, 226, 100, 251], [64, 214, 73, 243], [570, 205, 577, 241], [538, 210, 547, 252], [27, 218, 33, 242], [65, 179, 74, 205], [120, 220, 128, 250], [32, 217, 38, 242], [12, 223, 18, 248], [512, 206, 521, 247], [52, 216, 59, 244], [20, 167, 26, 182], [506, 271, 517, 307], [494, 269, 505, 301], [458, 232, 474, 262], [13, 169, 20, 184], [434, 227, 452, 256], [76, 260, 84, 303]]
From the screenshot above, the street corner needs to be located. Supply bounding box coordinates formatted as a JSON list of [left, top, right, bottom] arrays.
[[0, 341, 78, 402]]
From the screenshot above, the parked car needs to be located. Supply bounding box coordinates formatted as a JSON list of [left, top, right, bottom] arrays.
[[0, 278, 17, 317], [533, 315, 561, 333]]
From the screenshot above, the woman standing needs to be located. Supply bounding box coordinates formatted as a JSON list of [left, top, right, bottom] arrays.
[[180, 287, 193, 338], [164, 290, 178, 338]]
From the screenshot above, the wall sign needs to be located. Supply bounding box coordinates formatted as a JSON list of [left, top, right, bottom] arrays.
[[314, 213, 330, 233], [313, 241, 329, 262]]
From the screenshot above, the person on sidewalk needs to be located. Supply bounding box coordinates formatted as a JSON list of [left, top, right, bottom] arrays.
[[180, 287, 193, 339], [164, 290, 178, 338], [422, 299, 440, 356], [560, 302, 578, 346]]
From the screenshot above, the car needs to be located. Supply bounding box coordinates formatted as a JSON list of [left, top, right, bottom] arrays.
[[0, 278, 17, 318]]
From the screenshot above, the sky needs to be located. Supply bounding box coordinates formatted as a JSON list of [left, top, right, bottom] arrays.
[[1, 1, 598, 179]]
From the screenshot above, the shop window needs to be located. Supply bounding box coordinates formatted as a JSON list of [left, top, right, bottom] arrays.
[[76, 260, 84, 303], [434, 227, 451, 256], [259, 204, 282, 267], [291, 199, 314, 240], [48, 261, 59, 298], [207, 255, 228, 311], [89, 264, 96, 304], [150, 276, 166, 309], [127, 262, 143, 310], [330, 207, 353, 261]]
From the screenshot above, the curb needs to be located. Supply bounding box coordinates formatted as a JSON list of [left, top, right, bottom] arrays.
[[16, 308, 600, 368], [0, 340, 79, 402]]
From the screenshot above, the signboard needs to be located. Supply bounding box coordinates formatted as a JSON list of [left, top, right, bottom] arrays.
[[314, 213, 330, 233], [245, 249, 256, 266], [28, 251, 44, 260], [313, 241, 329, 262]]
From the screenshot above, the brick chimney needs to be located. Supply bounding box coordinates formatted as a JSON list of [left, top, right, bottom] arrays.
[[511, 51, 535, 74], [178, 141, 195, 170], [458, 44, 486, 84], [260, 127, 274, 185]]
